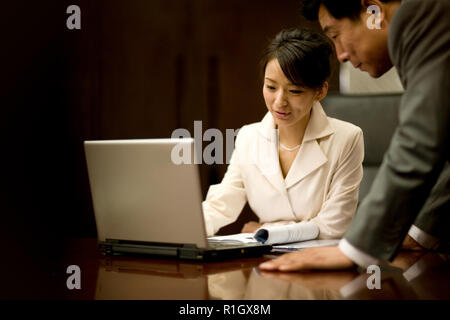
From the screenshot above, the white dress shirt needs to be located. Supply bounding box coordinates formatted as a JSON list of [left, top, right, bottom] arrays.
[[339, 225, 440, 268]]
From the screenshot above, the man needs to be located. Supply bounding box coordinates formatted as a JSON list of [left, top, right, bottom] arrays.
[[260, 0, 450, 272]]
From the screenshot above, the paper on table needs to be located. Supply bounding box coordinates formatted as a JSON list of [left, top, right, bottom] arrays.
[[254, 221, 319, 245], [208, 222, 320, 245], [272, 239, 340, 252], [208, 233, 258, 244]]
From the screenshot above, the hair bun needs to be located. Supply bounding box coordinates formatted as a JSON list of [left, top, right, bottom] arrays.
[[261, 28, 334, 88]]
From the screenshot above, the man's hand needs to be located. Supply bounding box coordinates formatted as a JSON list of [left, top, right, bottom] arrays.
[[401, 234, 426, 251], [259, 246, 356, 272], [241, 221, 262, 233]]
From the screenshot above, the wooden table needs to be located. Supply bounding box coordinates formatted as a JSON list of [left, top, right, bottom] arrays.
[[60, 238, 450, 300]]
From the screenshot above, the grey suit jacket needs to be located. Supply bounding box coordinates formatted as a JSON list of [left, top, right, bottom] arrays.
[[344, 0, 450, 261]]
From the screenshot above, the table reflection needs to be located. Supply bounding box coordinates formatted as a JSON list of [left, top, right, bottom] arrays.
[[335, 252, 450, 299], [93, 252, 450, 300], [207, 252, 450, 300], [95, 257, 208, 299], [94, 256, 264, 300], [208, 268, 356, 300]]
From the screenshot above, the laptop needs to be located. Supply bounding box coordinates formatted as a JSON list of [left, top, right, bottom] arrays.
[[84, 138, 272, 261]]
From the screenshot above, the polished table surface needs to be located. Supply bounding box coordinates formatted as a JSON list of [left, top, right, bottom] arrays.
[[61, 238, 450, 300]]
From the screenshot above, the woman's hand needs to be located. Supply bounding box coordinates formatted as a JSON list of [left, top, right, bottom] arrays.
[[241, 221, 263, 233]]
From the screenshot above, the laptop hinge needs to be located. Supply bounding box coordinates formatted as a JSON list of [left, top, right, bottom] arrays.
[[100, 239, 202, 258], [179, 244, 204, 260]]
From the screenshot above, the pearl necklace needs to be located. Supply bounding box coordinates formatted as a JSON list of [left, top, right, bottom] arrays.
[[279, 143, 301, 151]]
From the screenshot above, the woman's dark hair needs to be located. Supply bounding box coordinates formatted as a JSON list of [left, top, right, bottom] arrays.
[[260, 28, 334, 89], [302, 0, 397, 21]]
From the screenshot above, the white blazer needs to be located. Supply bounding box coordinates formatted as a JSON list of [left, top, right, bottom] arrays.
[[202, 101, 364, 239]]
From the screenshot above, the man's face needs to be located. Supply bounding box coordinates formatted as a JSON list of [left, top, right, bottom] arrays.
[[318, 4, 392, 78]]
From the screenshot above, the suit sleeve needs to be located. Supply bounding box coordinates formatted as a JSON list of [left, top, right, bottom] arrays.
[[310, 127, 364, 239], [202, 127, 248, 236], [410, 162, 450, 246], [343, 0, 450, 261]]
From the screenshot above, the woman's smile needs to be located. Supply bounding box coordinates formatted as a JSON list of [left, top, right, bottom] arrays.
[[274, 110, 291, 119]]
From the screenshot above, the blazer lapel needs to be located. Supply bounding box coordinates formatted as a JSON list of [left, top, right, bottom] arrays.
[[284, 140, 328, 189], [252, 113, 287, 196], [285, 102, 334, 189], [252, 102, 334, 193]]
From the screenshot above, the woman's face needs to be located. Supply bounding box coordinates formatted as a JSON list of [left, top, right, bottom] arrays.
[[263, 58, 324, 129]]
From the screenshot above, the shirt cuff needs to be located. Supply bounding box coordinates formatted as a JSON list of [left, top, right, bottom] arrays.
[[407, 225, 440, 250], [339, 238, 383, 269]]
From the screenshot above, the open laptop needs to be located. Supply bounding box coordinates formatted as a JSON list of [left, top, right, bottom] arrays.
[[84, 138, 271, 261]]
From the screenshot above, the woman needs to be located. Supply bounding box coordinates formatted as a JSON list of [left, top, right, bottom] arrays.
[[202, 28, 364, 240]]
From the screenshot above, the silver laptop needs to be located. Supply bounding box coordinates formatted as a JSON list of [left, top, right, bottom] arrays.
[[84, 138, 271, 261]]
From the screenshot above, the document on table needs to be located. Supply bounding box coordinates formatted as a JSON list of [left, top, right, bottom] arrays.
[[271, 239, 340, 252], [208, 233, 340, 252], [253, 221, 318, 245], [208, 233, 258, 244]]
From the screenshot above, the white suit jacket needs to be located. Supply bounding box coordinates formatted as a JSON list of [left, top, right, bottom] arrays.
[[202, 101, 364, 239]]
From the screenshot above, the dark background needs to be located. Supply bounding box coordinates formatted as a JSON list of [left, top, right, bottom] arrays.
[[1, 0, 339, 298]]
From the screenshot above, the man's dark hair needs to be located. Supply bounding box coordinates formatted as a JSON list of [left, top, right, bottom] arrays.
[[302, 0, 396, 21], [260, 28, 334, 89]]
